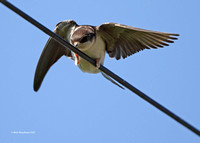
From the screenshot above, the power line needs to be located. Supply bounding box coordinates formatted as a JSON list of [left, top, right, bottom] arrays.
[[1, 0, 200, 136]]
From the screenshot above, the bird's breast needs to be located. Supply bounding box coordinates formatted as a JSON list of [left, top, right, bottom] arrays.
[[76, 35, 106, 73]]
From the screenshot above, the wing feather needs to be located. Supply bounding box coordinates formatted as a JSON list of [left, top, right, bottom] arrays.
[[34, 20, 77, 91], [97, 23, 179, 60]]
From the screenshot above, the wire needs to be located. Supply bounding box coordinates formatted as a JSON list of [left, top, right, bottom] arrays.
[[1, 0, 200, 136]]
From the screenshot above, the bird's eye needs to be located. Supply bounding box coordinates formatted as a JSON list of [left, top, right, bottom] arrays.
[[80, 33, 94, 43], [80, 36, 88, 43]]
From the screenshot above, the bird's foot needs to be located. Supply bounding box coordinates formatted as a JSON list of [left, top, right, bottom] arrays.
[[96, 58, 100, 69]]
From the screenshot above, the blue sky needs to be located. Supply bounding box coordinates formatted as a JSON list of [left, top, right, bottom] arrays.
[[0, 0, 200, 142]]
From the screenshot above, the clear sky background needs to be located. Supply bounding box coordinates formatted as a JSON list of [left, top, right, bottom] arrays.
[[0, 0, 200, 142]]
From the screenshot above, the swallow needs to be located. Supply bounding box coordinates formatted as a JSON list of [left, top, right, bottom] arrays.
[[33, 20, 179, 91]]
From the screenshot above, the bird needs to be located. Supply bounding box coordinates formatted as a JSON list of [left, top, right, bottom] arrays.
[[33, 20, 179, 91]]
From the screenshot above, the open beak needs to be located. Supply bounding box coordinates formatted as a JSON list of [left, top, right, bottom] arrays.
[[74, 53, 80, 65]]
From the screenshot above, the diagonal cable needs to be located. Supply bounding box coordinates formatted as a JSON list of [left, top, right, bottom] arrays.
[[1, 0, 200, 136]]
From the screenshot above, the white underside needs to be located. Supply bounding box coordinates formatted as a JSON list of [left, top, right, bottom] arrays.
[[76, 35, 106, 73]]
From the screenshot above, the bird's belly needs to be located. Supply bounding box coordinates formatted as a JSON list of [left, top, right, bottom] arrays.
[[78, 59, 100, 73], [74, 34, 105, 74]]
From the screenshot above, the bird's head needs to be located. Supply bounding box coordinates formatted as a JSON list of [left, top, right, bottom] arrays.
[[70, 26, 96, 51]]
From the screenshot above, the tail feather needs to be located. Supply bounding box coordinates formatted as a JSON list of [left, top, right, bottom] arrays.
[[101, 72, 124, 89]]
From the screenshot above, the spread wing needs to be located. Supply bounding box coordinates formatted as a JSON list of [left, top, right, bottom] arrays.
[[34, 20, 77, 91], [96, 23, 179, 60]]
